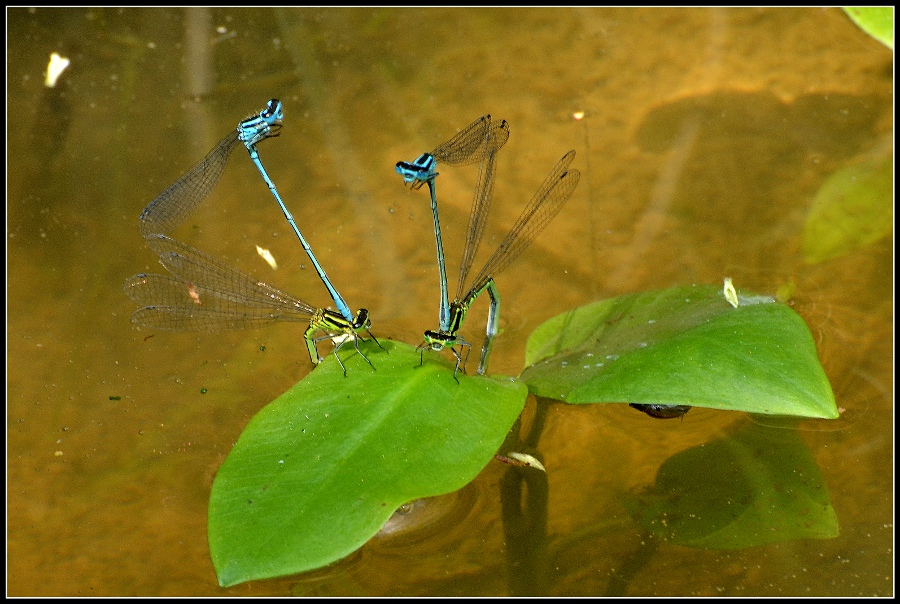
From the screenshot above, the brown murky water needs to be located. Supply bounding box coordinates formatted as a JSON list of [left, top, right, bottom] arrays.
[[7, 7, 892, 596]]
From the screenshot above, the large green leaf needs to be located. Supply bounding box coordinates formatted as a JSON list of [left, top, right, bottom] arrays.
[[521, 284, 837, 418], [209, 340, 527, 587], [802, 151, 893, 264], [626, 420, 839, 548]]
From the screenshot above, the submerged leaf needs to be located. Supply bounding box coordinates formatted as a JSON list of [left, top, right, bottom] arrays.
[[626, 420, 839, 548], [521, 285, 837, 418], [802, 151, 893, 264], [209, 340, 526, 586]]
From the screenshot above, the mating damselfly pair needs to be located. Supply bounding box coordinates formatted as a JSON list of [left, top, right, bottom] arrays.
[[125, 100, 579, 380], [125, 99, 381, 376]]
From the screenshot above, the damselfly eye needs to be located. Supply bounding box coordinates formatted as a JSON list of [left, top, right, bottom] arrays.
[[264, 99, 281, 117]]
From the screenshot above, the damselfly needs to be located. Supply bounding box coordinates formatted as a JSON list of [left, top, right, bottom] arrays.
[[396, 115, 510, 331], [420, 148, 580, 379], [134, 99, 380, 370]]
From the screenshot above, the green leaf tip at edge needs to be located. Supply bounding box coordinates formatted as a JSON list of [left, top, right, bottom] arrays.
[[843, 7, 894, 49]]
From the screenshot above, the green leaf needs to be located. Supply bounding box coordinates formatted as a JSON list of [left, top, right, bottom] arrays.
[[520, 284, 837, 419], [843, 7, 894, 49], [626, 420, 839, 548], [802, 151, 893, 264], [208, 340, 527, 587]]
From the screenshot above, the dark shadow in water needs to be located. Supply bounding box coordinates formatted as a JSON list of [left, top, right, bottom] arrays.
[[500, 397, 552, 596]]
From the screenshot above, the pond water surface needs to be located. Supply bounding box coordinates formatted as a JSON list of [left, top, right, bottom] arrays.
[[7, 7, 893, 596]]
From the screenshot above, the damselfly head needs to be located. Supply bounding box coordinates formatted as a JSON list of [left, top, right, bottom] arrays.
[[422, 330, 451, 351], [263, 98, 283, 122], [352, 308, 372, 330], [395, 153, 436, 189]]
